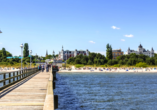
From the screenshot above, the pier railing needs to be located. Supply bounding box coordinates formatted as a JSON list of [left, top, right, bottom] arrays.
[[0, 68, 39, 91]]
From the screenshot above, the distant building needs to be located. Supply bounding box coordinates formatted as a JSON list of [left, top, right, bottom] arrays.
[[112, 49, 123, 59], [58, 46, 89, 61], [126, 44, 154, 57]]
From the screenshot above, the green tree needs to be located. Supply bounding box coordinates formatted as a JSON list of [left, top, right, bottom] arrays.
[[112, 59, 118, 65], [87, 59, 93, 65], [94, 58, 97, 64], [107, 60, 112, 65], [23, 43, 29, 58], [154, 53, 157, 58], [146, 58, 151, 65], [126, 60, 132, 66], [124, 58, 128, 64], [97, 58, 101, 65], [119, 60, 124, 65], [2, 48, 7, 58], [67, 57, 75, 64], [81, 56, 88, 65], [138, 58, 144, 63], [100, 59, 104, 65], [45, 55, 53, 59], [155, 59, 157, 65], [75, 58, 81, 64], [88, 53, 96, 63], [106, 44, 113, 60]]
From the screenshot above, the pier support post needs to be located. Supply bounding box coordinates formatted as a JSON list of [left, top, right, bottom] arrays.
[[52, 66, 58, 80], [53, 82, 55, 89], [54, 95, 58, 109]]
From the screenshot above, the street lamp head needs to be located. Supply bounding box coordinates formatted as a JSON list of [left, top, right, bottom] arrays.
[[30, 50, 32, 54], [0, 30, 2, 33], [20, 43, 23, 48]]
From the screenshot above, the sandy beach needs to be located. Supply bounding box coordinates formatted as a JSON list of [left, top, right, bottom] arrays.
[[59, 68, 157, 73]]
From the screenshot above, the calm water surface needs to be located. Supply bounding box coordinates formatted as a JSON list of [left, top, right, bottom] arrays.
[[54, 72, 157, 110]]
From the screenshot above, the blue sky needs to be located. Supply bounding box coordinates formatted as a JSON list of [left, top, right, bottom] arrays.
[[0, 0, 157, 56]]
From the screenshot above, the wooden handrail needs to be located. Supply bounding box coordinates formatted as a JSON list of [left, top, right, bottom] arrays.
[[0, 68, 37, 75], [0, 68, 39, 91]]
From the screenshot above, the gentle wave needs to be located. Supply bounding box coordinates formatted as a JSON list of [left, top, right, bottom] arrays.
[[54, 72, 157, 110]]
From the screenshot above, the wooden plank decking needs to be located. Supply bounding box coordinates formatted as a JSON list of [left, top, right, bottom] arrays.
[[0, 71, 50, 110]]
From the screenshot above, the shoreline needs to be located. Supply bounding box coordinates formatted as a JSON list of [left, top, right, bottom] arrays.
[[58, 70, 157, 73]]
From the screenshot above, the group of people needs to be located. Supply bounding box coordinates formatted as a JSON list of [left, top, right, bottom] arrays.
[[38, 63, 51, 72]]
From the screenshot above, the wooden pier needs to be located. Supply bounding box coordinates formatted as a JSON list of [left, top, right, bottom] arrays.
[[0, 69, 54, 110]]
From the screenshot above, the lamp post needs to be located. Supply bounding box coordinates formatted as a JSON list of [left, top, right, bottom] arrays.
[[30, 50, 32, 68], [53, 51, 56, 66], [20, 44, 23, 70]]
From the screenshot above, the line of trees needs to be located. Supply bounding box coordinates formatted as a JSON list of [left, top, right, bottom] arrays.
[[0, 43, 59, 65], [0, 43, 43, 66], [66, 44, 157, 67]]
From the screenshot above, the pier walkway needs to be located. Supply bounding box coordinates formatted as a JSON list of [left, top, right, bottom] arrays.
[[0, 70, 53, 110]]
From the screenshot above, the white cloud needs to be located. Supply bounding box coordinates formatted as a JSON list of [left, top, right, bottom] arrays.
[[93, 51, 106, 56], [155, 51, 157, 53], [111, 26, 120, 30], [89, 41, 96, 44], [121, 39, 125, 41], [124, 34, 134, 37], [0, 42, 2, 44]]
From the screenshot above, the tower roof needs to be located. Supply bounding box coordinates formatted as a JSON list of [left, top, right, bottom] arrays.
[[62, 45, 64, 51], [128, 47, 130, 50], [138, 44, 143, 48], [152, 47, 154, 51]]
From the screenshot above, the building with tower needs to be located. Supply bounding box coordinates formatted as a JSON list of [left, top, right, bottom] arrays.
[[126, 44, 154, 57], [58, 46, 89, 61]]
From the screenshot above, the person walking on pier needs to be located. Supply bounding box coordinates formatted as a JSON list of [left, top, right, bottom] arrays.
[[46, 63, 49, 72], [41, 64, 45, 72]]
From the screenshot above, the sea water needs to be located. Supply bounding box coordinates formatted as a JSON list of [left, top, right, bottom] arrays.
[[54, 72, 157, 110]]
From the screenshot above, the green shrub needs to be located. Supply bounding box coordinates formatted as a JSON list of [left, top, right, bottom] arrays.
[[113, 64, 120, 67], [136, 62, 148, 67], [75, 64, 84, 68]]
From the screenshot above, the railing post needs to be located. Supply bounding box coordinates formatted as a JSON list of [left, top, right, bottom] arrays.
[[9, 73, 11, 83], [3, 74, 6, 86], [13, 72, 15, 82]]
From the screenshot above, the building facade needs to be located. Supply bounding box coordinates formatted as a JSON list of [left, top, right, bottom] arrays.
[[58, 46, 89, 61], [112, 49, 124, 59], [126, 44, 154, 57]]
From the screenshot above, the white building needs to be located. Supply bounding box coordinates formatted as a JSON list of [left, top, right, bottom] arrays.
[[126, 44, 154, 57], [58, 46, 89, 61]]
